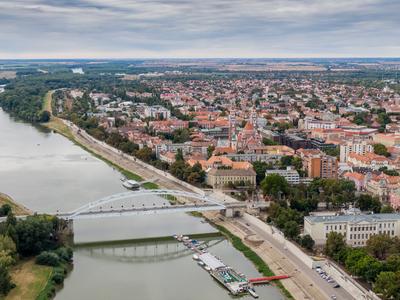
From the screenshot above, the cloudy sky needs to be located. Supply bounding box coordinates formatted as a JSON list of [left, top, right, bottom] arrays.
[[0, 0, 399, 59]]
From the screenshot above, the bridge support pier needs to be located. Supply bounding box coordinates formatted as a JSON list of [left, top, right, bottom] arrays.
[[221, 207, 244, 218], [58, 219, 74, 245]]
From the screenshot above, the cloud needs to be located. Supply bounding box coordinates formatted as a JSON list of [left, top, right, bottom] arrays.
[[0, 0, 399, 58]]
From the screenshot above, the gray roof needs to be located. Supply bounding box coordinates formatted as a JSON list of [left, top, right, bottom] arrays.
[[305, 213, 400, 224], [208, 168, 256, 176]]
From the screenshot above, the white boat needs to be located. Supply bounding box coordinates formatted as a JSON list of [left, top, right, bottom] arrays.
[[122, 180, 140, 190], [204, 266, 211, 272], [192, 254, 199, 260], [197, 261, 205, 267], [248, 289, 259, 298]]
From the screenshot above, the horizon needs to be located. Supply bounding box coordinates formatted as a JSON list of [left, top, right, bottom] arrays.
[[1, 56, 400, 61], [1, 1, 399, 59]]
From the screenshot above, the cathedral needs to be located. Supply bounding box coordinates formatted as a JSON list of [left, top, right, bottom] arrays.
[[229, 110, 262, 152]]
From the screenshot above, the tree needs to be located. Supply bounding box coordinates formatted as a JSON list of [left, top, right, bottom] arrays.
[[357, 255, 383, 282], [0, 262, 13, 296], [252, 161, 269, 184], [283, 221, 300, 239], [385, 254, 400, 273], [381, 205, 394, 213], [355, 194, 381, 213], [280, 155, 293, 168], [262, 137, 277, 146], [367, 234, 394, 260], [373, 143, 390, 157], [0, 235, 16, 257], [207, 145, 215, 159], [345, 248, 368, 274], [135, 147, 155, 162], [374, 271, 400, 300], [379, 167, 399, 176], [300, 235, 315, 251], [261, 174, 289, 199], [36, 251, 60, 267], [377, 112, 391, 126], [325, 232, 347, 262], [175, 149, 184, 161], [39, 110, 51, 123], [14, 215, 59, 256]]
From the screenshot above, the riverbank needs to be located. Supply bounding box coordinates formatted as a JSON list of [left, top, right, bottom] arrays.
[[0, 192, 31, 215], [215, 223, 294, 299], [41, 91, 295, 299], [6, 259, 52, 300]]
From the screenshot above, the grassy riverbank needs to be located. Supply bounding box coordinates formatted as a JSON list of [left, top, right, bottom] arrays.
[[41, 92, 155, 187], [6, 259, 52, 300], [215, 224, 294, 299], [0, 192, 31, 215]]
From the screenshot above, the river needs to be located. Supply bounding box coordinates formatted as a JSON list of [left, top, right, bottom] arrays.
[[0, 109, 284, 300]]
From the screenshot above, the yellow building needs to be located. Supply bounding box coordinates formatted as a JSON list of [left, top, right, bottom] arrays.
[[206, 168, 256, 189]]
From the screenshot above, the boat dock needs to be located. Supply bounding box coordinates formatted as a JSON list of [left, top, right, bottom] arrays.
[[174, 234, 289, 298]]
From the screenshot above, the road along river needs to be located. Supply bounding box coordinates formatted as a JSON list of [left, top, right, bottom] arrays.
[[0, 109, 284, 300]]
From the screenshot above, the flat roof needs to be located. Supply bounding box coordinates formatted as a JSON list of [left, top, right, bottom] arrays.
[[305, 213, 400, 224], [199, 253, 225, 270]]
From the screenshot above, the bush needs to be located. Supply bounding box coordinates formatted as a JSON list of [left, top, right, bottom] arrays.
[[300, 235, 315, 251], [55, 247, 73, 263], [36, 251, 60, 267], [52, 272, 65, 285]]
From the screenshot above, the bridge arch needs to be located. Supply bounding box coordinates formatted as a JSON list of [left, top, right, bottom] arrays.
[[61, 189, 225, 219]]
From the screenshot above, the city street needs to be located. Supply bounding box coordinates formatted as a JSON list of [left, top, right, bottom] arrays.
[[235, 216, 353, 300]]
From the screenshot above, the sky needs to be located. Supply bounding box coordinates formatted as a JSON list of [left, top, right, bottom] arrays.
[[0, 0, 399, 59]]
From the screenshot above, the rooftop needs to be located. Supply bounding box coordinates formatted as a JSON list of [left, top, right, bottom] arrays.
[[305, 213, 400, 224]]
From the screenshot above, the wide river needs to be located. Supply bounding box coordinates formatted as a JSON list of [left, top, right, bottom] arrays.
[[0, 109, 284, 300]]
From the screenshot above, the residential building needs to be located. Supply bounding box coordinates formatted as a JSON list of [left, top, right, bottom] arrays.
[[339, 141, 374, 162], [144, 105, 171, 119], [347, 152, 394, 171], [265, 167, 300, 184], [304, 213, 400, 246], [297, 149, 338, 178]]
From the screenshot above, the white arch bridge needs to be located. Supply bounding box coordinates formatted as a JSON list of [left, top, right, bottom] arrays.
[[55, 189, 245, 220]]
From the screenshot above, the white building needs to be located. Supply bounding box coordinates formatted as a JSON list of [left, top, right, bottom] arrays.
[[144, 105, 171, 120], [339, 140, 374, 162], [265, 166, 300, 184], [302, 117, 337, 130], [304, 213, 400, 247]]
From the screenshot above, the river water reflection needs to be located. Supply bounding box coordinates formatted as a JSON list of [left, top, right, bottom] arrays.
[[0, 109, 283, 300]]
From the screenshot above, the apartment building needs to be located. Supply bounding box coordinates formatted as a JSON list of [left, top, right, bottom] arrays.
[[304, 213, 400, 246], [144, 105, 171, 119], [297, 149, 338, 178], [339, 140, 374, 162], [265, 166, 300, 184]]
